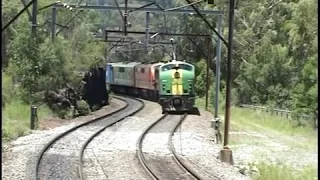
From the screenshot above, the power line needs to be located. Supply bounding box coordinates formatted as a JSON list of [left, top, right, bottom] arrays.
[[184, 0, 228, 47], [114, 0, 125, 22], [55, 10, 84, 36], [164, 0, 203, 12], [2, 0, 36, 32]]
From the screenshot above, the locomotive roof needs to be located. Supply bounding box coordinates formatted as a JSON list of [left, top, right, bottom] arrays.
[[110, 62, 141, 67], [161, 60, 193, 66], [108, 61, 165, 67], [135, 62, 164, 68], [151, 62, 164, 67]]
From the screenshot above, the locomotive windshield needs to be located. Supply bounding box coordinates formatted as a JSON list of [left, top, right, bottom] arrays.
[[161, 63, 193, 71]]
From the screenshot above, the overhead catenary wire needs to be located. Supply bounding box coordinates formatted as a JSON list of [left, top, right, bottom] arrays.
[[20, 0, 32, 20], [2, 0, 36, 32], [55, 10, 84, 35], [128, 2, 155, 13], [114, 0, 125, 22], [164, 0, 203, 12], [184, 0, 228, 47], [107, 37, 125, 53]]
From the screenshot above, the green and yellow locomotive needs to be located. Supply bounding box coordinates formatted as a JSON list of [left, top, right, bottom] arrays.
[[158, 60, 196, 113]]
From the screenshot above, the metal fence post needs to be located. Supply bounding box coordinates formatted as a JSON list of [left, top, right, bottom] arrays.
[[30, 105, 38, 130]]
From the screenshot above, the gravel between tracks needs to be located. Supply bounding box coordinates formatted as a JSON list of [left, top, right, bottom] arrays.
[[172, 110, 250, 180], [142, 115, 194, 180], [82, 103, 248, 180], [82, 99, 164, 180], [3, 98, 249, 180]]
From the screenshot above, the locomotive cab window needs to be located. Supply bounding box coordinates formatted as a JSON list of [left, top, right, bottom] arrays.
[[161, 63, 193, 71], [141, 68, 145, 73], [178, 64, 193, 71], [119, 67, 125, 72], [161, 64, 174, 71]]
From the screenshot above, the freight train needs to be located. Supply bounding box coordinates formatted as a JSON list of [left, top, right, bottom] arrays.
[[105, 60, 196, 113]]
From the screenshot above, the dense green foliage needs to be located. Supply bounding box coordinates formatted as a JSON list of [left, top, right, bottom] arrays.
[[177, 0, 317, 120], [2, 0, 316, 127], [2, 0, 106, 105]]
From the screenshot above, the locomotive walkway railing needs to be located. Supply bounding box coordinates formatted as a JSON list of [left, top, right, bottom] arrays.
[[238, 104, 318, 129]]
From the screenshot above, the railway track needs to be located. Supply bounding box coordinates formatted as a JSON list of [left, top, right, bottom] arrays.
[[34, 96, 144, 180], [137, 113, 205, 180]]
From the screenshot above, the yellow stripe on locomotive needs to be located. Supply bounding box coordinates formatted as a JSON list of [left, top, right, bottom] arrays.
[[171, 69, 183, 95]]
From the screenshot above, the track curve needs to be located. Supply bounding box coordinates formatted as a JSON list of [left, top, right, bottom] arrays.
[[34, 96, 144, 180], [137, 113, 203, 180], [77, 97, 144, 180], [168, 114, 206, 180]]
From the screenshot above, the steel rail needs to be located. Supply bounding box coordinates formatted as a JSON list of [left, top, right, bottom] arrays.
[[78, 97, 145, 180], [137, 113, 203, 180], [168, 113, 207, 180], [136, 113, 169, 180], [34, 96, 135, 180], [169, 114, 222, 180]]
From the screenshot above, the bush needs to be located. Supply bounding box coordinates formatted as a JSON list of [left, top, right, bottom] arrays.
[[56, 108, 70, 119], [77, 100, 91, 116]]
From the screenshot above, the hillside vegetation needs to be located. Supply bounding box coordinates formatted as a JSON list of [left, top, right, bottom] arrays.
[[2, 0, 316, 136]]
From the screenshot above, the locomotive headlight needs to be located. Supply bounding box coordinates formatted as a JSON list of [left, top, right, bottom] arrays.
[[174, 72, 180, 79]]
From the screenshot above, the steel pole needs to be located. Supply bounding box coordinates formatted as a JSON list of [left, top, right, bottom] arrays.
[[214, 14, 222, 118], [124, 0, 128, 36], [205, 37, 210, 110], [51, 7, 56, 41], [31, 0, 37, 37], [145, 12, 150, 53], [223, 0, 236, 147]]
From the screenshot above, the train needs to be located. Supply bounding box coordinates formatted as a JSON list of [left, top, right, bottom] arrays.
[[105, 60, 196, 113]]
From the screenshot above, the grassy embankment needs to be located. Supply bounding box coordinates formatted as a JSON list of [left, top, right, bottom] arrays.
[[195, 97, 317, 180], [2, 100, 52, 141], [2, 73, 52, 141]]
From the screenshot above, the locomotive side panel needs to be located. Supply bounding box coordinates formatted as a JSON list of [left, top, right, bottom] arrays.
[[150, 63, 164, 91], [112, 63, 140, 87], [134, 64, 153, 90]]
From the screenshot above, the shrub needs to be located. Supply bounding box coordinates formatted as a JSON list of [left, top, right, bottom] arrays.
[[77, 100, 91, 116]]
